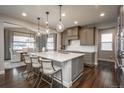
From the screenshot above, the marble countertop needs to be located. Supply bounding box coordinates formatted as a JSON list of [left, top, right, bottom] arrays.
[[64, 49, 96, 53], [31, 51, 85, 62]]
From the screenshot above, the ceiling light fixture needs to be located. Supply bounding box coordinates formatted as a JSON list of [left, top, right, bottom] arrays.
[[45, 21, 48, 24], [45, 11, 50, 34], [100, 13, 105, 17], [56, 5, 64, 32], [36, 17, 41, 36], [74, 21, 78, 25], [62, 13, 66, 17], [22, 12, 27, 17]]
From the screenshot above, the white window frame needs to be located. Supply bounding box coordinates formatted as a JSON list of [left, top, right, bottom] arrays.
[[100, 32, 113, 51], [13, 32, 35, 51]]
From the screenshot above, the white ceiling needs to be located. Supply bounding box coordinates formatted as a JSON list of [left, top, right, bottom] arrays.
[[0, 5, 119, 29], [4, 23, 22, 28]]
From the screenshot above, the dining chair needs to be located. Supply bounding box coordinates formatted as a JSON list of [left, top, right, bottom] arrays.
[[37, 57, 63, 88], [9, 48, 20, 62]]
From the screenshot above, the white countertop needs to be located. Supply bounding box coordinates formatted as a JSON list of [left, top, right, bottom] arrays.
[[31, 51, 85, 62], [65, 49, 95, 53]]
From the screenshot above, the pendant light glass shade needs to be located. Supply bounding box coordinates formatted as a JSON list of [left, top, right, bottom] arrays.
[[37, 17, 41, 36], [56, 5, 64, 32], [56, 21, 64, 32], [37, 31, 41, 36], [45, 11, 50, 34], [46, 25, 49, 34]]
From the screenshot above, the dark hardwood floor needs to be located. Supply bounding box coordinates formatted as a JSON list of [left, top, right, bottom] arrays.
[[73, 61, 118, 88], [0, 61, 123, 88]]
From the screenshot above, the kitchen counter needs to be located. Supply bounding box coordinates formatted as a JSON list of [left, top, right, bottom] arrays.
[[32, 51, 85, 62], [31, 51, 85, 87], [65, 49, 95, 53], [64, 49, 96, 65]]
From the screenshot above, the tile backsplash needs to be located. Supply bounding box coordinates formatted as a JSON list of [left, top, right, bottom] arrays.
[[66, 40, 96, 52]]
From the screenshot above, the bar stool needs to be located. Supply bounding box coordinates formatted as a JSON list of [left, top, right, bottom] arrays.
[[22, 54, 32, 80], [37, 57, 63, 88], [30, 55, 41, 87]]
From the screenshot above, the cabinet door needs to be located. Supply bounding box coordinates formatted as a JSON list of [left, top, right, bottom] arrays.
[[80, 28, 87, 45], [72, 59, 78, 81], [72, 27, 78, 36], [67, 29, 72, 37], [61, 31, 69, 46], [72, 57, 84, 81], [86, 28, 95, 45]]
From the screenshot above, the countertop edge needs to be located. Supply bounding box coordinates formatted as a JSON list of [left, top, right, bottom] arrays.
[[64, 50, 96, 53]]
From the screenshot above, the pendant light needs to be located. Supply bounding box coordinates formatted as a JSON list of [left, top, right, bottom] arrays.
[[56, 5, 64, 32], [45, 11, 49, 34], [37, 17, 41, 36]]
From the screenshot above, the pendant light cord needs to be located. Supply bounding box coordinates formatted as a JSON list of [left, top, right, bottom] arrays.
[[59, 5, 62, 22], [46, 11, 49, 27], [37, 17, 40, 32]]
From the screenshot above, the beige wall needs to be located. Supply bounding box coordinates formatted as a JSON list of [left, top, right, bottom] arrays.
[[0, 19, 4, 74], [98, 27, 116, 62]]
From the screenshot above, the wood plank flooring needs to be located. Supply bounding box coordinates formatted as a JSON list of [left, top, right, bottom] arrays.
[[72, 61, 117, 88], [0, 61, 122, 88]]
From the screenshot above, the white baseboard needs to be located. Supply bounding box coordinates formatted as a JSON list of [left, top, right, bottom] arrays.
[[98, 58, 115, 63], [72, 72, 83, 84], [53, 76, 72, 88], [53, 72, 83, 88], [0, 70, 5, 75]]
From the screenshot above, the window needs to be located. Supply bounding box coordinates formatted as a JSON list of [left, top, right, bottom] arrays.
[[46, 34, 55, 50], [13, 32, 35, 51], [101, 33, 113, 51]]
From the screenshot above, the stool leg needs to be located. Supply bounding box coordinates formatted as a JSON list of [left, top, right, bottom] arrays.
[[50, 75, 54, 88], [33, 68, 40, 88], [25, 63, 32, 80], [60, 70, 63, 88], [37, 73, 43, 87], [21, 64, 28, 77], [33, 74, 39, 88]]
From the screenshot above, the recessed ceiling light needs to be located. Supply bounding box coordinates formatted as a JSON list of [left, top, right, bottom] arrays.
[[62, 13, 66, 17], [22, 12, 27, 17], [74, 21, 78, 25], [100, 13, 105, 17]]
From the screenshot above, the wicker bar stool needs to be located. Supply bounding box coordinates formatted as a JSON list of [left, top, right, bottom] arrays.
[[37, 57, 63, 88], [22, 54, 32, 80], [30, 55, 41, 87]]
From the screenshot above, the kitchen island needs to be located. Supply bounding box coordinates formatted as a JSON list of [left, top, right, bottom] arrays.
[[32, 51, 85, 87]]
